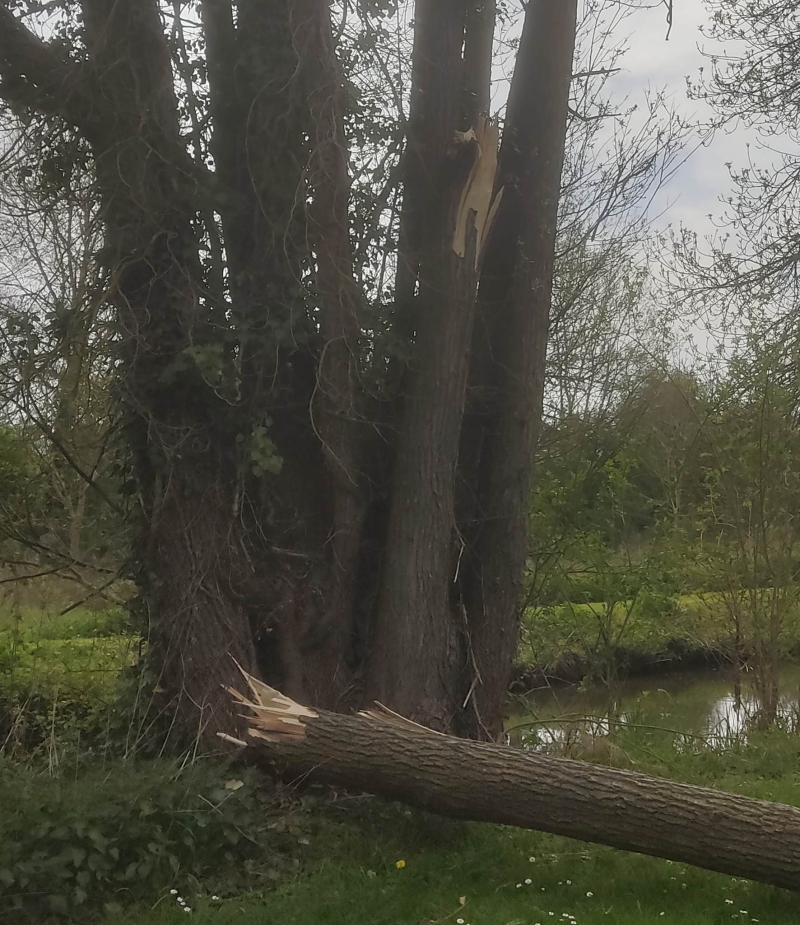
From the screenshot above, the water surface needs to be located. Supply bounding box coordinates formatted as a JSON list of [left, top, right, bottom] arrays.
[[508, 664, 800, 751]]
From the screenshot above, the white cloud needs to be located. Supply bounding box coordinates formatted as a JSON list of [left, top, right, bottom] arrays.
[[608, 0, 759, 240]]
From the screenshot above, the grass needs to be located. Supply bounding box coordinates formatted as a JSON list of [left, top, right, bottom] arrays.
[[115, 816, 797, 925], [0, 601, 128, 637], [110, 729, 800, 925], [4, 599, 800, 924], [0, 606, 134, 696], [0, 603, 136, 761]]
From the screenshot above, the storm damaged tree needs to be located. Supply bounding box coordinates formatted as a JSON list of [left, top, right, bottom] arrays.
[[0, 0, 600, 746]]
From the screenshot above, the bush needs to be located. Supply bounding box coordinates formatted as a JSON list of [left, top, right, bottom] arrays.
[[0, 757, 301, 922], [33, 608, 130, 640], [0, 609, 137, 759], [0, 637, 133, 758]]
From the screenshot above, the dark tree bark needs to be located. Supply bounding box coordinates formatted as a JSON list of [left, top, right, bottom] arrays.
[[0, 7, 94, 130], [367, 0, 499, 729], [463, 0, 495, 118], [79, 0, 259, 743], [289, 0, 367, 704], [228, 676, 800, 894], [0, 0, 577, 749], [208, 2, 342, 709], [459, 0, 580, 738]]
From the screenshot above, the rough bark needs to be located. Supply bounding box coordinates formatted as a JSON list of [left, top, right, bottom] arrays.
[[0, 4, 94, 130], [200, 0, 367, 710], [203, 0, 310, 402], [367, 0, 496, 728], [79, 0, 258, 744], [0, 0, 578, 749], [462, 0, 495, 120], [459, 0, 579, 738], [227, 676, 800, 894], [200, 0, 334, 702], [391, 0, 447, 347], [289, 0, 366, 703]]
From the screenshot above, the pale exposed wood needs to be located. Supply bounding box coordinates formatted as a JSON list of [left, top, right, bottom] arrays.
[[359, 702, 447, 736], [452, 114, 504, 268]]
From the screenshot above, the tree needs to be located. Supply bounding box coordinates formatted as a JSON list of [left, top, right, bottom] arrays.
[[0, 0, 581, 746], [0, 142, 124, 605], [693, 350, 800, 726], [223, 669, 800, 893], [670, 0, 800, 315], [0, 0, 687, 748]]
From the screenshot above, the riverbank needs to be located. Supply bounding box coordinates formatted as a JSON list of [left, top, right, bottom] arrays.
[[513, 592, 800, 691], [4, 604, 800, 922], [511, 637, 728, 691]]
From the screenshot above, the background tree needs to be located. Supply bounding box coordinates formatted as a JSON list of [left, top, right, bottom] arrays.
[[692, 348, 800, 726], [0, 135, 124, 608], [669, 0, 800, 321]]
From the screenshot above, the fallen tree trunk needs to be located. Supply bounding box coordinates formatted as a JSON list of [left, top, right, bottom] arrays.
[[222, 670, 800, 891]]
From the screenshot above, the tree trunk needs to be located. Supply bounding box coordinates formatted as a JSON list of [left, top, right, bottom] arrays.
[[80, 0, 260, 744], [289, 0, 367, 703], [459, 0, 579, 738], [227, 675, 800, 893], [201, 0, 366, 711], [0, 0, 579, 749], [367, 0, 498, 729]]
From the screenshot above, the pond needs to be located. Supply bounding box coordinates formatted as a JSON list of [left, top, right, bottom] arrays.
[[507, 663, 800, 752]]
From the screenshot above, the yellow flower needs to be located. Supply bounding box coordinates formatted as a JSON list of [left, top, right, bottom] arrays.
[[395, 859, 406, 869]]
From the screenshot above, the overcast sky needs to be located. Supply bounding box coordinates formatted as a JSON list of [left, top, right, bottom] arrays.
[[609, 0, 753, 241]]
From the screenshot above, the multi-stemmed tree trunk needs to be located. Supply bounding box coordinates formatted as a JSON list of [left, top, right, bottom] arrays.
[[0, 0, 577, 746]]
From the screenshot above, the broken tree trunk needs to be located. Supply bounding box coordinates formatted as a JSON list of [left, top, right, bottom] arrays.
[[223, 670, 800, 892]]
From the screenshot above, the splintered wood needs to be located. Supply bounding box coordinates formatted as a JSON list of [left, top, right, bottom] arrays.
[[221, 660, 317, 744], [218, 666, 800, 891], [220, 663, 445, 748], [452, 113, 504, 268]]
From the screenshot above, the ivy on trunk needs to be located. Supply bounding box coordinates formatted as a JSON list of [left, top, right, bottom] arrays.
[[0, 0, 578, 747]]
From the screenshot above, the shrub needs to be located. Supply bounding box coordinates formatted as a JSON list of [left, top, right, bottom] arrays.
[[0, 632, 135, 759], [0, 607, 139, 760], [0, 607, 129, 642], [0, 757, 301, 922]]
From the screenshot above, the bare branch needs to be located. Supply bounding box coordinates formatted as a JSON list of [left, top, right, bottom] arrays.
[[571, 67, 621, 80]]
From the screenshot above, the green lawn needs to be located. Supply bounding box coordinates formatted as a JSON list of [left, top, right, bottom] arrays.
[[0, 606, 134, 696], [3, 601, 800, 924], [0, 604, 136, 761], [113, 729, 800, 925], [116, 824, 795, 925]]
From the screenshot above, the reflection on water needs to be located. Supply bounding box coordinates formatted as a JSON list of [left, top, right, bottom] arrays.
[[507, 664, 800, 752]]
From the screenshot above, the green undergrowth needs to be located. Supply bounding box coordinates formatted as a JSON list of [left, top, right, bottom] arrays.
[[519, 592, 800, 671], [5, 604, 800, 924], [0, 606, 137, 759], [105, 732, 800, 925], [0, 603, 128, 636], [0, 757, 306, 922], [0, 606, 133, 694], [115, 801, 799, 925]]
